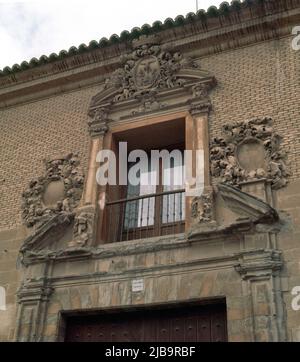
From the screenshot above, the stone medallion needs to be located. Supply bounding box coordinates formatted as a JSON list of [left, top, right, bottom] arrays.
[[99, 41, 198, 103], [133, 56, 160, 90], [210, 117, 290, 189], [21, 153, 84, 227]]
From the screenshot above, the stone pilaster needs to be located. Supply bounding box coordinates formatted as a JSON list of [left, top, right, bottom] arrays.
[[15, 280, 54, 342], [189, 99, 216, 231], [235, 249, 287, 342], [69, 108, 109, 247]]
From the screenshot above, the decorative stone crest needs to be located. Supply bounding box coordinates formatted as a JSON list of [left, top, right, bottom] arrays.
[[104, 40, 198, 103], [134, 55, 160, 90], [210, 117, 289, 189], [21, 153, 84, 227], [191, 192, 214, 224], [88, 35, 216, 130]]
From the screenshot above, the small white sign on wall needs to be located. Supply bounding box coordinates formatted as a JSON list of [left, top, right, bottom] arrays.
[[131, 279, 144, 293], [0, 286, 6, 311]]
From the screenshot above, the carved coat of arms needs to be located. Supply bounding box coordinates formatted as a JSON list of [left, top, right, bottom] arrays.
[[101, 40, 198, 103], [88, 35, 217, 127], [133, 56, 160, 89]]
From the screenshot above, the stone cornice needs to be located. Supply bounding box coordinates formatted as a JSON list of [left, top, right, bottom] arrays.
[[20, 223, 245, 266], [19, 248, 281, 289], [0, 1, 299, 108]]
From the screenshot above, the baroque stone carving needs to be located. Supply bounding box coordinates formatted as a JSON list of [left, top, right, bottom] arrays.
[[20, 212, 74, 262], [189, 101, 212, 116], [104, 41, 198, 103], [192, 83, 209, 98], [88, 35, 216, 125], [21, 153, 84, 227], [132, 92, 166, 115], [87, 107, 110, 137], [70, 211, 94, 247], [210, 117, 289, 189], [191, 192, 214, 223]]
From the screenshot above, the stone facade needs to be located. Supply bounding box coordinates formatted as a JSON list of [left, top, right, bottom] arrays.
[[0, 0, 300, 342]]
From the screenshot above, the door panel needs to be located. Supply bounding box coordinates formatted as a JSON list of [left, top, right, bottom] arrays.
[[64, 303, 227, 342]]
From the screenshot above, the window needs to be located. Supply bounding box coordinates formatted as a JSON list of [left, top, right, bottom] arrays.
[[103, 117, 186, 243], [120, 148, 185, 240]]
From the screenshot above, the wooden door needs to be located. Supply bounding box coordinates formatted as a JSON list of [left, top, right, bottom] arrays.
[[64, 303, 227, 342]]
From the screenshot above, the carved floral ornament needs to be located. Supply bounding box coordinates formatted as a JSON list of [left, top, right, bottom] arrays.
[[21, 153, 84, 227], [191, 192, 214, 224], [88, 36, 216, 136], [103, 41, 198, 102], [210, 117, 290, 189], [70, 210, 94, 247]]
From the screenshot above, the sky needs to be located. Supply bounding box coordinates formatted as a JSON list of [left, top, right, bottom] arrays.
[[0, 0, 225, 70]]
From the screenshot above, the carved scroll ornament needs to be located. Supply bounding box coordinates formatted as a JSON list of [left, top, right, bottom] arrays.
[[88, 35, 216, 134], [104, 42, 198, 103], [210, 117, 289, 189], [21, 153, 84, 227], [191, 192, 214, 224], [70, 211, 94, 247]]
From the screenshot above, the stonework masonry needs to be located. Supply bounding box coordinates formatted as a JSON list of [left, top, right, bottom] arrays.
[[0, 0, 300, 342]]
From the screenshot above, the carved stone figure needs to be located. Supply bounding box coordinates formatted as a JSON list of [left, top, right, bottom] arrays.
[[191, 192, 214, 224], [132, 93, 166, 115], [134, 56, 160, 89], [21, 153, 84, 227], [71, 212, 93, 247], [210, 117, 290, 189], [192, 83, 209, 98], [87, 107, 110, 137]]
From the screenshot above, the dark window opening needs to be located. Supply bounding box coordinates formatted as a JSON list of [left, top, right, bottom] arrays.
[[103, 118, 186, 243]]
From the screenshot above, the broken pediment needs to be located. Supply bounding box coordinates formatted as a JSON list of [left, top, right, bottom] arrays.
[[87, 36, 216, 135], [188, 183, 279, 241], [89, 40, 215, 109], [20, 212, 74, 262], [19, 205, 97, 265], [218, 183, 278, 224]]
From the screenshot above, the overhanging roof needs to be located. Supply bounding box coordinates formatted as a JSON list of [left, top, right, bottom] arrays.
[[1, 0, 299, 77]]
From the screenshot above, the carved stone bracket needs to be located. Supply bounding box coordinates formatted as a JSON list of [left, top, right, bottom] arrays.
[[189, 82, 215, 116], [87, 107, 110, 138], [21, 153, 84, 227], [210, 117, 290, 189]]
